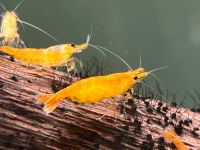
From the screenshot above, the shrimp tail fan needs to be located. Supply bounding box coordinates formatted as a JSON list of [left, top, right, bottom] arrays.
[[37, 93, 61, 114], [162, 125, 176, 140], [37, 93, 54, 103], [161, 125, 189, 150]]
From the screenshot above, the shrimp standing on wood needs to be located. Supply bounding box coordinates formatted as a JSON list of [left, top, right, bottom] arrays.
[[37, 65, 167, 114], [0, 32, 107, 70], [0, 30, 120, 72], [0, 0, 57, 48], [162, 126, 189, 150], [0, 42, 88, 68]]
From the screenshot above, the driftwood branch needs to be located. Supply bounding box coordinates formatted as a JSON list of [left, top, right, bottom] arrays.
[[0, 55, 199, 150]]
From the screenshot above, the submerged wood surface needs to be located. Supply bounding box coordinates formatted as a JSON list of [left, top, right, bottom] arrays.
[[0, 55, 199, 150]]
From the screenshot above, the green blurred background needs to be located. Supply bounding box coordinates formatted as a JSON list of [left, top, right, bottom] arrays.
[[1, 0, 200, 107]]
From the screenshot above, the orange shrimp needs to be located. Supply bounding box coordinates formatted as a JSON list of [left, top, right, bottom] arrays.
[[37, 67, 155, 114], [0, 42, 88, 68], [0, 33, 109, 69], [162, 126, 189, 150], [36, 42, 168, 114], [0, 0, 57, 47]]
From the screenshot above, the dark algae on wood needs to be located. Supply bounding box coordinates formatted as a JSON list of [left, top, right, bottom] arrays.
[[0, 55, 200, 150]]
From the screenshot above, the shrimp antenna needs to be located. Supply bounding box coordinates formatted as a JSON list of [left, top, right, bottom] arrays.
[[141, 66, 169, 101], [87, 23, 93, 44], [13, 0, 25, 11], [19, 20, 58, 41], [86, 24, 106, 56], [141, 80, 167, 101], [0, 2, 7, 11], [139, 51, 142, 67], [149, 72, 160, 82], [148, 66, 169, 74], [96, 45, 133, 71], [16, 16, 25, 31], [88, 44, 106, 56]]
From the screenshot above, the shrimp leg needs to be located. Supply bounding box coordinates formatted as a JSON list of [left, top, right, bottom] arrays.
[[97, 97, 117, 120], [9, 37, 20, 47], [0, 36, 3, 46], [52, 58, 76, 73], [67, 57, 83, 74], [17, 38, 26, 48], [66, 58, 76, 72], [0, 37, 7, 46], [58, 57, 82, 74], [74, 56, 83, 70]]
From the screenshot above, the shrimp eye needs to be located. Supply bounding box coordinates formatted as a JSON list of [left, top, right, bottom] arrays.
[[133, 76, 138, 80], [71, 43, 76, 48]]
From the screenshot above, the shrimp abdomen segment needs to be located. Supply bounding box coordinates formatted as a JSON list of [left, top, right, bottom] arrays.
[[67, 72, 134, 103], [0, 46, 70, 67], [37, 89, 70, 114], [0, 46, 42, 63]]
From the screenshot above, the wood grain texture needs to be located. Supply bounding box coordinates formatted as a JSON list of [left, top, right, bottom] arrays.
[[0, 55, 199, 150]]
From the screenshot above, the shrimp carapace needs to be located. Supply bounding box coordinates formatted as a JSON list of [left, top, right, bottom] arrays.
[[162, 126, 189, 150], [0, 0, 58, 48], [37, 67, 148, 114], [0, 43, 88, 67]]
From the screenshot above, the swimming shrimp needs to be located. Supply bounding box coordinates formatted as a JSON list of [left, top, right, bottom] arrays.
[[162, 126, 189, 150], [37, 66, 167, 114], [0, 0, 57, 47]]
